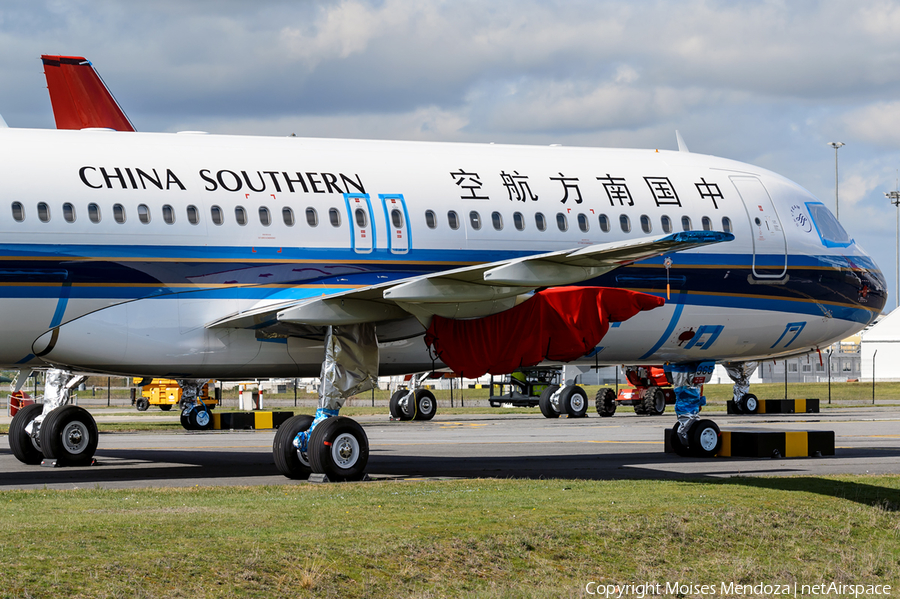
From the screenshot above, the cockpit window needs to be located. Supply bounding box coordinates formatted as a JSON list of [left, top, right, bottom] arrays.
[[806, 202, 852, 248]]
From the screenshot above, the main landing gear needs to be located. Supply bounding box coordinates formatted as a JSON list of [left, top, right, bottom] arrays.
[[177, 379, 215, 431], [8, 369, 97, 467], [389, 373, 438, 421], [273, 323, 376, 481], [538, 384, 589, 418]]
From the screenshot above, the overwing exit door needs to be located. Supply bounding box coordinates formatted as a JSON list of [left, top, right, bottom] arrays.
[[380, 194, 411, 254], [345, 194, 374, 254]]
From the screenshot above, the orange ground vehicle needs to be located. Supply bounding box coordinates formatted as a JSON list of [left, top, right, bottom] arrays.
[[131, 379, 218, 411], [594, 366, 676, 416]]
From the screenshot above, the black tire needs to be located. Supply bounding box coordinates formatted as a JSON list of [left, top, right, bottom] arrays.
[[412, 389, 437, 421], [159, 404, 172, 411], [559, 386, 588, 418], [180, 407, 193, 430], [135, 397, 149, 412], [642, 387, 666, 416], [188, 406, 213, 431], [689, 419, 721, 458], [39, 405, 98, 466], [389, 390, 413, 421], [538, 385, 560, 419], [595, 388, 617, 417], [309, 417, 369, 482], [9, 403, 44, 464], [670, 422, 691, 457], [739, 393, 759, 414], [273, 414, 315, 479]]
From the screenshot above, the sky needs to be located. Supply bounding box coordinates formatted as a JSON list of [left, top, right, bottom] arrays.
[[2, 0, 900, 308]]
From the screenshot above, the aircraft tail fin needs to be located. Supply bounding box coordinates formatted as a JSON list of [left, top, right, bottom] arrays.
[[41, 55, 136, 131], [0, 113, 7, 128], [675, 130, 689, 153]]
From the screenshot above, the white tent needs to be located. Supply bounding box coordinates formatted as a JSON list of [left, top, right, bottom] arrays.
[[861, 309, 900, 381]]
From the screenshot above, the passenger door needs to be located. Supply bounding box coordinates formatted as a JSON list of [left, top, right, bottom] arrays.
[[379, 194, 411, 254], [345, 194, 375, 254]]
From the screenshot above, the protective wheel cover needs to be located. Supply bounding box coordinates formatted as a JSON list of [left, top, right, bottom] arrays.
[[188, 406, 213, 431], [272, 414, 314, 479], [9, 402, 44, 465], [670, 422, 691, 457], [135, 398, 149, 412], [595, 388, 617, 417], [389, 390, 413, 421], [39, 405, 98, 465], [413, 389, 437, 421], [689, 419, 721, 458], [740, 393, 759, 414], [560, 386, 588, 418], [538, 385, 560, 419], [309, 417, 369, 482], [642, 387, 666, 416]]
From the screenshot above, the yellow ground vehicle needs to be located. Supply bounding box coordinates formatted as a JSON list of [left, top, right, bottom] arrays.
[[132, 378, 217, 412]]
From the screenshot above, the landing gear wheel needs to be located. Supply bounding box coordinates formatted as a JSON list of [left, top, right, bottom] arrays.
[[180, 407, 193, 430], [39, 405, 98, 466], [273, 414, 314, 479], [135, 397, 149, 412], [412, 389, 437, 421], [538, 385, 560, 419], [689, 419, 721, 458], [595, 388, 617, 417], [9, 403, 44, 464], [159, 404, 172, 411], [389, 390, 413, 421], [309, 417, 369, 482], [670, 422, 691, 457], [738, 393, 759, 414], [559, 386, 588, 418], [642, 387, 666, 416], [188, 405, 213, 431]]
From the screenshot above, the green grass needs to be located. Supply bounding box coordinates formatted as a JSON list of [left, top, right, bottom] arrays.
[[0, 476, 898, 598]]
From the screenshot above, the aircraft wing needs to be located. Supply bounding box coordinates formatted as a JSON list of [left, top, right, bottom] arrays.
[[207, 230, 732, 330]]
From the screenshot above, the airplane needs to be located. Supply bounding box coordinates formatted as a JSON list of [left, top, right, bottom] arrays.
[[2, 56, 886, 481]]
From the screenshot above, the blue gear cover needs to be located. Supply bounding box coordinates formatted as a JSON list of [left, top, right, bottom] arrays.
[[674, 386, 706, 416], [293, 407, 340, 451]]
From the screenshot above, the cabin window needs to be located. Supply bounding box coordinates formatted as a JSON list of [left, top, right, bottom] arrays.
[[186, 205, 199, 225], [702, 216, 712, 231], [722, 216, 732, 233], [661, 215, 672, 233], [282, 207, 294, 226], [63, 203, 76, 223], [535, 212, 547, 231], [235, 206, 247, 226], [425, 210, 437, 229], [391, 209, 404, 230], [513, 212, 525, 231], [306, 207, 318, 227], [681, 215, 692, 231], [259, 206, 272, 227], [598, 214, 610, 233], [556, 213, 568, 232], [138, 204, 151, 224], [355, 208, 368, 228], [113, 203, 126, 224], [447, 210, 459, 230], [469, 211, 481, 230], [211, 205, 223, 226], [88, 203, 101, 224], [11, 202, 24, 222], [640, 214, 651, 234], [38, 202, 50, 223], [492, 211, 503, 230], [329, 208, 341, 227], [619, 214, 631, 233], [163, 204, 175, 225], [577, 213, 589, 233]]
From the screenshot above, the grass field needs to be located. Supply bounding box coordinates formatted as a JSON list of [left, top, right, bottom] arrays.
[[0, 476, 898, 598]]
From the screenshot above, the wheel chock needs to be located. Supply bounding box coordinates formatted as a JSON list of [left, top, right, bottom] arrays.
[[211, 411, 294, 430], [307, 473, 372, 484], [40, 458, 97, 468], [665, 427, 834, 457], [726, 398, 819, 414]]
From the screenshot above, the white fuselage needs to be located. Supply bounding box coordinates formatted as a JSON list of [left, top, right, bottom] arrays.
[[0, 127, 885, 378]]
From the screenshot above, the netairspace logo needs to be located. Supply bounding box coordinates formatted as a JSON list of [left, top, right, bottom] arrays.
[[583, 581, 893, 597]]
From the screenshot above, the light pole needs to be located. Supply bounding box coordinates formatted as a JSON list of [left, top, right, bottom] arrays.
[[886, 189, 900, 309], [828, 142, 845, 220]]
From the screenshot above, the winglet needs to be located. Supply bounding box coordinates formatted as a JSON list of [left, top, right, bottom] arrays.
[[41, 55, 135, 131], [675, 130, 689, 153]]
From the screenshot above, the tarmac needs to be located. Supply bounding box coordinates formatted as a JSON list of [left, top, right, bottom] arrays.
[[2, 404, 900, 489]]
